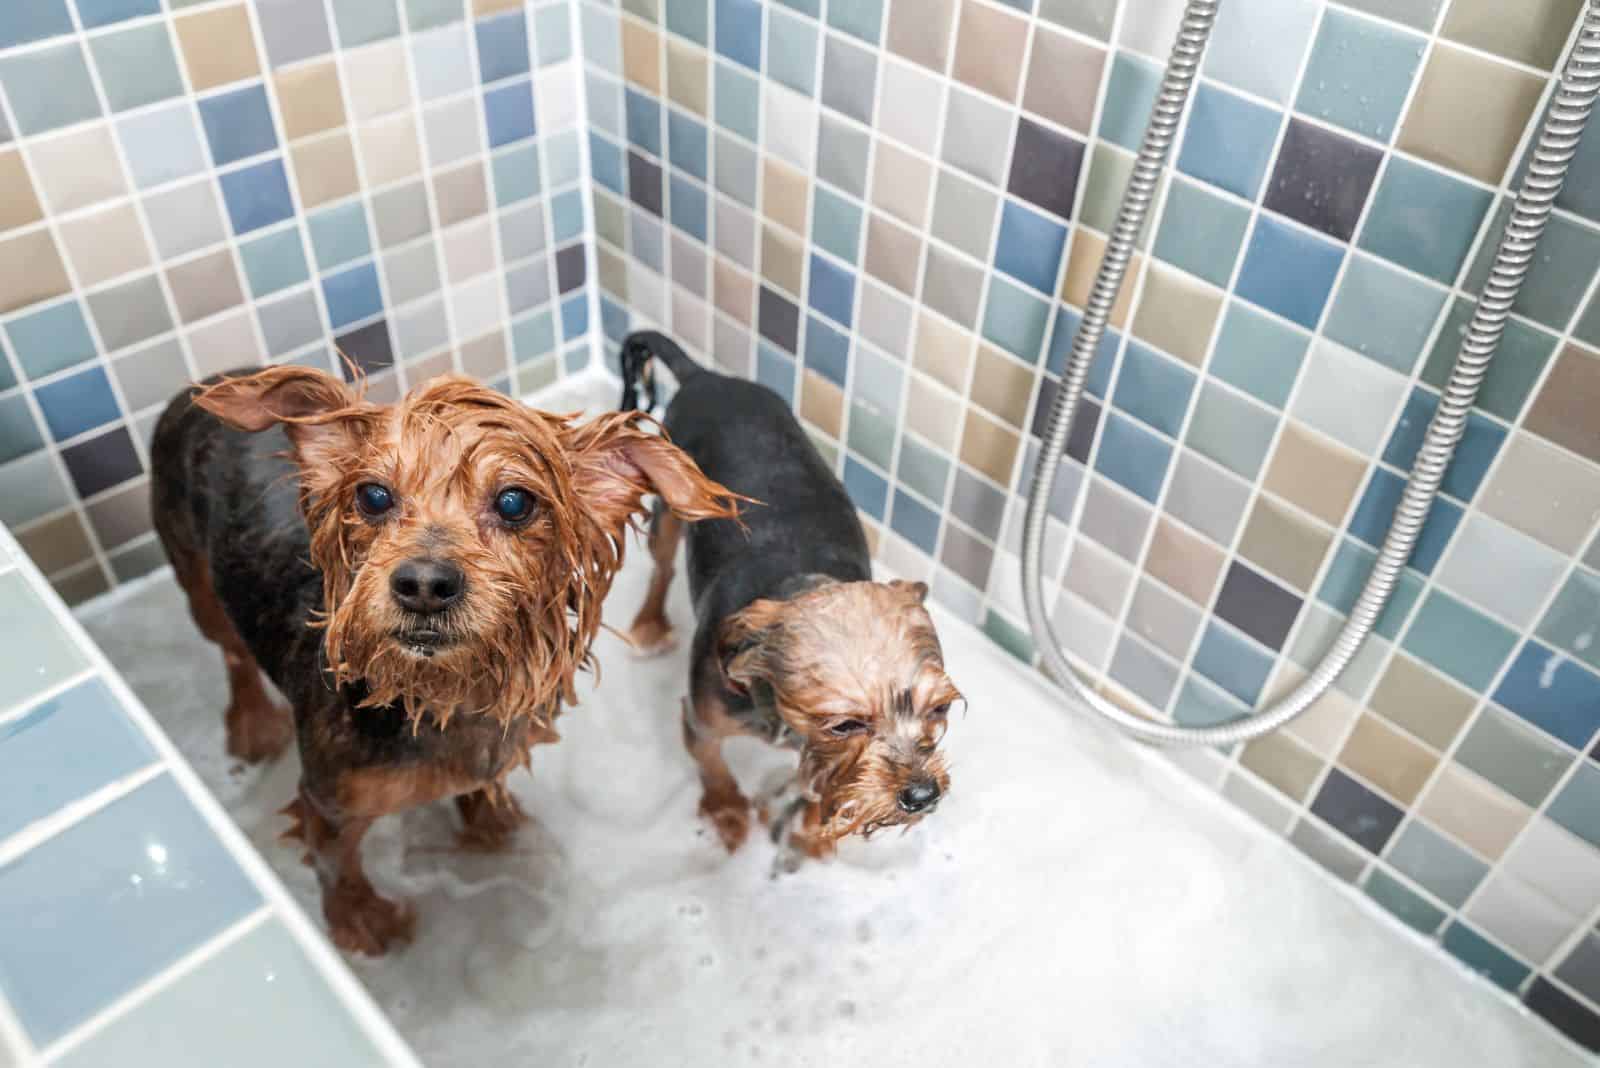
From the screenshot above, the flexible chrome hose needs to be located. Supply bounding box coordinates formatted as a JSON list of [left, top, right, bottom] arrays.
[[1021, 0, 1600, 747]]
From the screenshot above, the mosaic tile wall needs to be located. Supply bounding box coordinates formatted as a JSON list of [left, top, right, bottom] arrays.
[[581, 0, 1600, 1052], [0, 0, 596, 605]]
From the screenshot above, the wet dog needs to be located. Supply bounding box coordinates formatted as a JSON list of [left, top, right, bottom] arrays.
[[151, 365, 739, 953], [619, 332, 963, 867]]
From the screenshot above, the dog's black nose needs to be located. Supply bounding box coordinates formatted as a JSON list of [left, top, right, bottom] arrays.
[[897, 780, 940, 814], [390, 558, 464, 614]]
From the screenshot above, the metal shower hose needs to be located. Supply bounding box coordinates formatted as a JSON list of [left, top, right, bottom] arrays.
[[1021, 0, 1600, 746]]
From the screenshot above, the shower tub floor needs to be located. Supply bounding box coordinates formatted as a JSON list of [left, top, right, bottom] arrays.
[[81, 551, 1582, 1067]]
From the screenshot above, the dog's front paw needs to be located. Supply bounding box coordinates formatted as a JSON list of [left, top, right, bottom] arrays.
[[224, 699, 293, 764], [626, 617, 678, 658], [699, 792, 750, 853], [326, 886, 416, 956], [456, 789, 527, 852]]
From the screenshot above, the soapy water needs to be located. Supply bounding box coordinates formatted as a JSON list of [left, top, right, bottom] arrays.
[[76, 372, 1578, 1068]]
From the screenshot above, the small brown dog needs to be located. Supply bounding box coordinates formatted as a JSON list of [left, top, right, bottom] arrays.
[[151, 365, 739, 952], [618, 332, 963, 866]]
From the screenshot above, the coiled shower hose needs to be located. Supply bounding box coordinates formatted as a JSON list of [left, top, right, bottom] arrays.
[[1021, 0, 1600, 747]]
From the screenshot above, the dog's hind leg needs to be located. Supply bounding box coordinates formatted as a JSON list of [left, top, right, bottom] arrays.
[[169, 549, 293, 763], [627, 504, 683, 657], [455, 783, 526, 852], [684, 695, 753, 853]]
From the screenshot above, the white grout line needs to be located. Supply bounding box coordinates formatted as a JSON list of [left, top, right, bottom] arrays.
[[0, 666, 99, 729], [0, 981, 33, 1066], [0, 761, 164, 869]]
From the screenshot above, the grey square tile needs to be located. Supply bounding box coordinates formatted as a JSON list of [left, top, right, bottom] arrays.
[[1386, 820, 1488, 908], [1505, 817, 1600, 919], [506, 257, 551, 314], [879, 58, 944, 157], [257, 290, 323, 357], [87, 275, 175, 354], [1291, 340, 1408, 455], [382, 242, 441, 306], [821, 34, 876, 125], [1456, 705, 1574, 808], [671, 233, 708, 297], [1463, 871, 1575, 963], [931, 168, 998, 261], [714, 132, 758, 207], [499, 202, 547, 261], [816, 114, 870, 197], [0, 452, 71, 527], [110, 338, 187, 412], [1038, 0, 1117, 40], [396, 297, 449, 359], [372, 181, 433, 247], [255, 0, 334, 67], [84, 480, 153, 550], [1436, 512, 1567, 629], [858, 279, 911, 358], [1079, 476, 1152, 563], [715, 197, 757, 269], [948, 467, 1005, 540], [1052, 588, 1114, 670], [1557, 932, 1600, 1005], [1127, 577, 1202, 660], [920, 245, 982, 329], [142, 180, 226, 260], [942, 88, 1013, 187], [940, 523, 994, 590], [1110, 633, 1179, 710], [1165, 450, 1249, 546]]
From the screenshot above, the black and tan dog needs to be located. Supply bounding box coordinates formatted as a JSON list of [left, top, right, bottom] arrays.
[[151, 364, 739, 953], [620, 331, 964, 865]]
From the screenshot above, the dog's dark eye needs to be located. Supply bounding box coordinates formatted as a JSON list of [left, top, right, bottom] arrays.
[[929, 703, 952, 719], [828, 719, 869, 737], [355, 483, 394, 518], [494, 487, 537, 525]]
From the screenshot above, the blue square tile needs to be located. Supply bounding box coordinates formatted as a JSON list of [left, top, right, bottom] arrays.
[[1098, 52, 1162, 153], [805, 314, 850, 386], [561, 292, 588, 339], [756, 341, 796, 403], [827, 0, 882, 44], [1493, 640, 1600, 750], [307, 202, 372, 270], [1402, 589, 1519, 693], [0, 678, 155, 842], [0, 776, 260, 1045], [1203, 0, 1317, 105], [982, 277, 1049, 363], [484, 80, 536, 146], [334, 0, 402, 45], [1317, 539, 1422, 641], [494, 141, 542, 203], [117, 105, 207, 189], [994, 201, 1066, 294], [1548, 763, 1600, 850], [1193, 621, 1273, 705], [667, 0, 709, 45], [716, 0, 763, 72], [1209, 301, 1307, 409], [1094, 410, 1173, 504], [1349, 467, 1461, 574], [1295, 9, 1424, 142], [668, 173, 708, 240], [476, 10, 529, 82], [534, 3, 572, 65], [808, 254, 854, 328], [715, 61, 761, 141], [812, 186, 861, 262], [1185, 380, 1278, 480], [668, 111, 709, 181], [897, 436, 949, 503], [1177, 83, 1281, 200], [512, 308, 555, 360], [89, 22, 185, 112], [0, 43, 101, 136], [0, 394, 44, 464], [1235, 216, 1345, 329], [33, 366, 120, 441], [1466, 208, 1600, 333], [412, 21, 472, 98], [551, 188, 584, 243], [1174, 675, 1249, 727], [591, 133, 624, 195], [1111, 339, 1196, 438], [1358, 156, 1494, 284], [1539, 571, 1600, 674], [322, 262, 382, 329], [1153, 179, 1251, 288], [0, 1, 73, 49], [843, 456, 888, 519], [405, 0, 464, 32], [6, 301, 98, 380], [219, 158, 296, 235], [853, 346, 901, 413], [1380, 388, 1506, 503], [625, 87, 662, 156], [1324, 255, 1447, 374], [891, 488, 941, 553], [75, 0, 158, 29], [198, 85, 278, 167], [1442, 922, 1532, 993], [767, 8, 817, 95], [776, 0, 820, 16], [239, 228, 310, 298], [1046, 307, 1119, 392]]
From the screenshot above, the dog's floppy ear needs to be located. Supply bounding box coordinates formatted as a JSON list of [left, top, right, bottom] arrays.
[[194, 366, 375, 472], [719, 598, 787, 694], [889, 579, 929, 604], [566, 411, 745, 535]]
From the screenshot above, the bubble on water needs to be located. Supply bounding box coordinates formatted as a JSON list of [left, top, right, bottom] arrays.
[[855, 919, 873, 943], [837, 1000, 858, 1019], [1576, 631, 1593, 652], [698, 953, 716, 967], [576, 1054, 590, 1067], [776, 1017, 794, 1035]]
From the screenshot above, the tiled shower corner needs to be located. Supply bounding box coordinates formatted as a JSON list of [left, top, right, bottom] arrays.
[[578, 0, 1600, 1053], [0, 524, 419, 1066], [0, 0, 598, 604]]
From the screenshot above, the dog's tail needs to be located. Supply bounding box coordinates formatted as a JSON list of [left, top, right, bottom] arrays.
[[619, 330, 703, 413]]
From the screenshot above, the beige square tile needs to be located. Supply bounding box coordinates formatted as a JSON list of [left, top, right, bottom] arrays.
[[887, 0, 957, 72], [801, 369, 844, 437], [1397, 44, 1544, 185], [763, 158, 808, 236], [275, 61, 346, 142], [622, 18, 661, 93], [0, 150, 44, 233], [1441, 0, 1582, 70], [1337, 714, 1438, 807], [0, 230, 71, 313], [864, 212, 921, 296], [473, 0, 523, 14], [912, 311, 973, 391], [443, 219, 495, 283], [1281, 678, 1362, 759], [1263, 420, 1367, 528], [1237, 496, 1332, 593], [598, 244, 628, 299], [1131, 262, 1220, 366], [1144, 516, 1223, 606], [433, 161, 488, 227], [969, 344, 1034, 427], [59, 202, 151, 288], [714, 260, 753, 325], [344, 39, 412, 122], [666, 39, 708, 115], [905, 374, 961, 450], [1240, 730, 1324, 803], [166, 248, 244, 324], [291, 131, 361, 209], [1064, 539, 1133, 618], [952, 0, 1028, 102], [175, 4, 261, 92], [27, 126, 127, 214], [871, 140, 933, 229], [1063, 230, 1137, 327], [760, 224, 804, 296], [188, 310, 263, 379], [17, 513, 95, 575], [1369, 652, 1478, 751], [1524, 344, 1600, 465], [1023, 27, 1105, 135], [1419, 764, 1532, 862], [960, 409, 1019, 485], [359, 114, 424, 188], [459, 328, 508, 380], [1480, 431, 1600, 553]]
